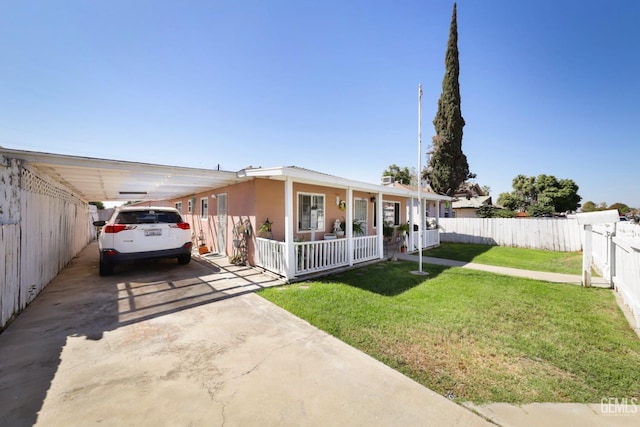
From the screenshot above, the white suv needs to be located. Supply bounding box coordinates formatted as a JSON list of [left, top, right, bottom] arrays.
[[93, 206, 193, 276]]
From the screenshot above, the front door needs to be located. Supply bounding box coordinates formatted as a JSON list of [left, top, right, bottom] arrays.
[[354, 198, 367, 236], [217, 194, 227, 255]]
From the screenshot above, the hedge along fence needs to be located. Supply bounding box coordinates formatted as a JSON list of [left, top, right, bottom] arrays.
[[438, 217, 584, 252]]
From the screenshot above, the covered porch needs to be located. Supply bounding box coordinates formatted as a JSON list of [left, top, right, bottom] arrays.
[[243, 167, 449, 281]]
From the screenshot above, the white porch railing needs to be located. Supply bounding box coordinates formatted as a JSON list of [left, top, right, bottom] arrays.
[[256, 232, 425, 279], [410, 229, 440, 251], [255, 237, 286, 277], [353, 235, 378, 263], [296, 239, 349, 275]]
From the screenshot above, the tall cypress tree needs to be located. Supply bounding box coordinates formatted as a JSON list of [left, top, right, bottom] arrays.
[[425, 3, 472, 195]]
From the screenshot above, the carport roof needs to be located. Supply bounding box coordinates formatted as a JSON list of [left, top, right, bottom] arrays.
[[1, 148, 451, 203], [0, 148, 243, 202]]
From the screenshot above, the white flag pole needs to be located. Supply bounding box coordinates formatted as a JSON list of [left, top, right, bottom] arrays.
[[417, 84, 423, 273]]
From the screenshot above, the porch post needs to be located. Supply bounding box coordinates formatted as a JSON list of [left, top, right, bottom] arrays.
[[346, 187, 353, 266], [284, 177, 295, 280], [408, 197, 415, 251], [377, 191, 383, 259], [435, 200, 440, 245]]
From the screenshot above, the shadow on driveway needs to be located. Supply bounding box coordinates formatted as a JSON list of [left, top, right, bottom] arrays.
[[0, 241, 283, 426]]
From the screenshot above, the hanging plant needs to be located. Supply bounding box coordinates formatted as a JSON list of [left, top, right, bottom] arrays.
[[258, 218, 272, 235]]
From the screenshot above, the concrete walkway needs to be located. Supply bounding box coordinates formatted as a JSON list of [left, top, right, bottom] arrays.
[[0, 242, 490, 427], [395, 253, 610, 287], [395, 251, 640, 427]]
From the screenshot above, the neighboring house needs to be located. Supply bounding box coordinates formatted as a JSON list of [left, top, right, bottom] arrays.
[[450, 182, 493, 218], [452, 195, 493, 218], [167, 167, 450, 280]]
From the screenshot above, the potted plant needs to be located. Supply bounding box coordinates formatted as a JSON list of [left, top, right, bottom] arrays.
[[229, 254, 244, 265], [383, 222, 394, 239], [397, 222, 410, 236], [339, 218, 364, 235], [258, 218, 273, 238]]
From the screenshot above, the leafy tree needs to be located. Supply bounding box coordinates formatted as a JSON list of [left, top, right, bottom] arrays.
[[581, 201, 597, 212], [528, 203, 553, 217], [423, 3, 473, 195], [500, 174, 581, 213], [476, 205, 515, 218], [89, 201, 105, 210], [382, 164, 412, 185], [495, 208, 516, 218], [609, 203, 631, 214], [476, 205, 496, 218], [497, 192, 523, 211]]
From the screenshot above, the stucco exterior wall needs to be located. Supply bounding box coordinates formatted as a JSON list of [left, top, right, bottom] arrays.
[[254, 179, 285, 241], [454, 208, 478, 219], [170, 180, 257, 259]]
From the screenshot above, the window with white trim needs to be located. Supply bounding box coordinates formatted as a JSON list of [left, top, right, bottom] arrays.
[[297, 193, 325, 232], [175, 202, 182, 213], [187, 199, 193, 213], [383, 201, 400, 226], [200, 197, 208, 219]]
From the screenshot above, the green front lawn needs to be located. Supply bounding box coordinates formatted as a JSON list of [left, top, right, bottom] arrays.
[[259, 261, 640, 403], [423, 243, 584, 274]]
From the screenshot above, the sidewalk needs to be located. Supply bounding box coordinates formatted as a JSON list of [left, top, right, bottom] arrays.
[[394, 251, 640, 427]]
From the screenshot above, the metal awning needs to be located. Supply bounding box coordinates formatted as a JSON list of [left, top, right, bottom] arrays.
[[0, 148, 243, 202]]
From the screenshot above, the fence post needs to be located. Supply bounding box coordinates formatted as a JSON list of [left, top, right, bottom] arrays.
[[582, 224, 592, 287]]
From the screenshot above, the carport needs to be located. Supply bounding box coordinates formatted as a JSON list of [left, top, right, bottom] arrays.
[[0, 147, 245, 330]]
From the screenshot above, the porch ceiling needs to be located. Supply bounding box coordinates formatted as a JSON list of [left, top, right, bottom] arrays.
[[0, 148, 243, 202]]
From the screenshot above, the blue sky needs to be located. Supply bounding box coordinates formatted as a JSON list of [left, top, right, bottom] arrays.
[[1, 0, 638, 207]]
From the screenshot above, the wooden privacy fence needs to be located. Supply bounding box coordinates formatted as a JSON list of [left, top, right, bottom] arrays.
[[0, 158, 92, 329], [438, 218, 584, 252]]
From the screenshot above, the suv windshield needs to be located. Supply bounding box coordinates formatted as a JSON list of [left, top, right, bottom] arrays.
[[115, 210, 183, 225]]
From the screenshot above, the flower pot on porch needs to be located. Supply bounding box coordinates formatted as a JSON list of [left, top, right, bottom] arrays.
[[198, 245, 210, 255]]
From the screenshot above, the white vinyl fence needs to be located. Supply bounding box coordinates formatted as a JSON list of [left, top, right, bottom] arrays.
[[438, 218, 583, 252], [589, 223, 640, 327], [1, 157, 92, 329]]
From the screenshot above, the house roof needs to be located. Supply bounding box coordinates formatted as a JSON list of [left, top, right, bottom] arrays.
[[451, 195, 492, 209], [240, 167, 451, 201], [0, 148, 451, 203], [454, 182, 487, 197]]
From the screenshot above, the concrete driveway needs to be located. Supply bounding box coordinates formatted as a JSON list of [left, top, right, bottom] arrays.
[[0, 242, 489, 426]]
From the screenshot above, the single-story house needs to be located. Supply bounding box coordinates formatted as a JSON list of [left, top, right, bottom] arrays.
[[0, 147, 451, 283], [166, 167, 450, 280]]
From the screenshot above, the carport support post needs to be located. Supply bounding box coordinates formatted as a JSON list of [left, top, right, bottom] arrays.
[[582, 224, 592, 287], [284, 177, 296, 280]]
